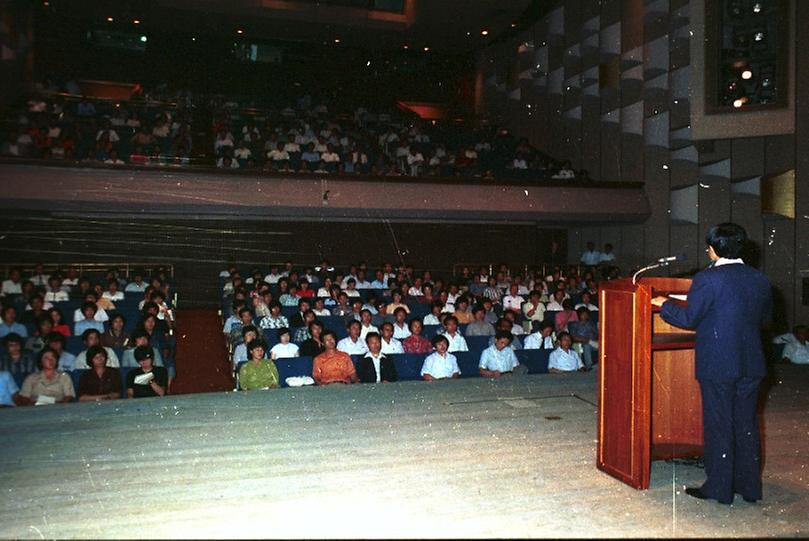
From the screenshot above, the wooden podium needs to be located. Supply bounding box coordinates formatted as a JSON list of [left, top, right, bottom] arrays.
[[596, 277, 703, 489]]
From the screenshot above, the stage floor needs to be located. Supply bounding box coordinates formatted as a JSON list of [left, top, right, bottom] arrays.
[[1, 366, 807, 538]]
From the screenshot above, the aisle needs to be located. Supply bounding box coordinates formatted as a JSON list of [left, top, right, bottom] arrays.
[[170, 308, 233, 395]]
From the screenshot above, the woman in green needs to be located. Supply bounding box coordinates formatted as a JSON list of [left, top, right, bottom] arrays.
[[238, 340, 280, 391]]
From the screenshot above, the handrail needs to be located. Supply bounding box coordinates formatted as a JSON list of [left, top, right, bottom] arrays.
[[0, 262, 174, 280]]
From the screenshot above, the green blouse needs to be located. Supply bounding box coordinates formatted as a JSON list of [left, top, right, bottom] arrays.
[[239, 359, 280, 391]]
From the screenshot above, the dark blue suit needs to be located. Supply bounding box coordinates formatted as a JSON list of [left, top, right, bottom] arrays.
[[660, 262, 772, 503]]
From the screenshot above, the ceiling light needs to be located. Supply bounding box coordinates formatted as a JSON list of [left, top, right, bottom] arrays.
[[236, 29, 244, 34], [133, 19, 140, 25], [511, 22, 518, 28], [191, 37, 196, 41], [423, 47, 430, 52], [334, 38, 341, 43], [140, 35, 147, 43], [403, 44, 409, 49], [741, 69, 752, 80], [753, 3, 762, 13], [733, 98, 745, 108], [481, 30, 489, 36], [106, 16, 114, 22]]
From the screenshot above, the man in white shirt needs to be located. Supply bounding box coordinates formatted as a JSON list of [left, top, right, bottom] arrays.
[[545, 290, 566, 312], [502, 284, 525, 312], [358, 310, 378, 341], [29, 263, 50, 287], [773, 325, 809, 365], [125, 273, 148, 293], [580, 242, 601, 267], [599, 243, 616, 265], [420, 335, 461, 381], [406, 147, 424, 176], [379, 322, 404, 355], [575, 291, 599, 312], [337, 320, 369, 356], [1, 268, 22, 297], [524, 322, 557, 350], [441, 316, 468, 353], [392, 309, 411, 340], [522, 290, 546, 330], [44, 276, 69, 303], [548, 332, 585, 373]]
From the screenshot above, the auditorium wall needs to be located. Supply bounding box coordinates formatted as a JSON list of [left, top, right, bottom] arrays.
[[477, 0, 808, 328]]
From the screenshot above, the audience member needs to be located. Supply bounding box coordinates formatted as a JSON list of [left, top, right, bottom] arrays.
[[0, 333, 36, 376], [421, 335, 461, 381], [548, 332, 586, 373], [270, 328, 300, 360], [76, 346, 121, 402], [479, 331, 524, 378], [773, 325, 809, 365], [337, 320, 369, 355], [313, 331, 358, 385], [401, 319, 433, 354], [357, 332, 398, 383], [17, 348, 75, 405], [239, 340, 280, 391], [126, 346, 168, 398]]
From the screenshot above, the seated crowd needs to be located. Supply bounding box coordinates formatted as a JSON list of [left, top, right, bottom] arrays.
[[212, 94, 586, 180], [0, 264, 176, 407], [1, 83, 587, 181], [221, 259, 615, 390], [0, 81, 195, 166]]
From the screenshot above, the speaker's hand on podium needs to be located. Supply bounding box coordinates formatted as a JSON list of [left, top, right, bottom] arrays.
[[651, 296, 668, 307]]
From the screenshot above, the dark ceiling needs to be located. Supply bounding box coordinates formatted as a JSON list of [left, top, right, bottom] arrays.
[[41, 0, 537, 54]]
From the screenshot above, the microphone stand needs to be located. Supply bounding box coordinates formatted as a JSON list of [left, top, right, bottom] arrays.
[[632, 260, 672, 285]]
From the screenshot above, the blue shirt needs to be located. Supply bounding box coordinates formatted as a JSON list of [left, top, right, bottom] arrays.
[[0, 371, 18, 406], [301, 151, 320, 163], [0, 322, 28, 338], [57, 351, 77, 372], [370, 280, 388, 289], [420, 352, 460, 379], [74, 319, 105, 336], [479, 345, 519, 373]]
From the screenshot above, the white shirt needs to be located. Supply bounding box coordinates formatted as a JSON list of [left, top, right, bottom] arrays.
[[712, 257, 744, 267], [365, 352, 384, 383], [1, 279, 22, 296], [502, 294, 525, 311], [420, 352, 460, 379], [73, 307, 109, 323], [322, 152, 342, 164], [599, 252, 616, 263], [548, 347, 583, 371], [524, 333, 555, 350], [773, 333, 809, 365], [265, 273, 284, 284], [44, 290, 69, 303], [74, 347, 120, 369], [359, 324, 378, 341], [523, 301, 546, 322], [575, 303, 599, 312], [380, 337, 404, 355], [408, 286, 423, 296], [102, 291, 125, 301], [30, 273, 50, 286], [545, 300, 564, 311], [313, 308, 331, 317], [392, 322, 411, 340], [580, 250, 601, 266], [441, 331, 468, 352], [270, 342, 300, 360], [337, 336, 369, 356], [423, 314, 441, 325]]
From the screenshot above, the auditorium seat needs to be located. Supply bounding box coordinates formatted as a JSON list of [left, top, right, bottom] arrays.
[[465, 336, 490, 353], [453, 351, 480, 378], [422, 325, 440, 339], [275, 356, 314, 387], [66, 335, 85, 355], [388, 353, 427, 381], [515, 349, 551, 374]]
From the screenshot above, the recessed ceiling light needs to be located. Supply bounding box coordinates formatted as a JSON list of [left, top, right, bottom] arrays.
[[106, 16, 114, 22], [236, 29, 244, 34], [481, 30, 489, 36], [133, 19, 140, 25], [140, 35, 147, 43], [511, 22, 517, 28], [334, 38, 341, 43], [423, 46, 430, 52], [733, 99, 744, 108], [741, 69, 752, 80]]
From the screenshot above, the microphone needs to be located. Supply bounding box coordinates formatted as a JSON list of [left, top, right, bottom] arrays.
[[633, 255, 685, 284]]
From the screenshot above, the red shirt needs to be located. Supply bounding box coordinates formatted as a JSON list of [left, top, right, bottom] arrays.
[[402, 334, 433, 354], [296, 289, 315, 298]]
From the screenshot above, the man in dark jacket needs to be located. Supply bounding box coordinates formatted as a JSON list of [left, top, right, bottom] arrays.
[[357, 332, 398, 384], [652, 223, 772, 504]]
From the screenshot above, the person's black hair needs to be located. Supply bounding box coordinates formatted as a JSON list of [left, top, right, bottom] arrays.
[[238, 306, 253, 317], [81, 328, 101, 342], [247, 339, 268, 354], [298, 297, 310, 307], [241, 324, 258, 338], [557, 331, 572, 342], [408, 317, 423, 330], [347, 319, 361, 329], [269, 301, 282, 310], [37, 347, 59, 369], [276, 327, 290, 339], [130, 329, 149, 342], [321, 330, 338, 342], [81, 300, 98, 314], [142, 301, 159, 314], [364, 331, 381, 343], [430, 334, 449, 348], [110, 313, 125, 325], [562, 299, 575, 311], [494, 330, 513, 342], [151, 290, 166, 301], [2, 332, 23, 347], [134, 345, 153, 362], [471, 305, 485, 315], [444, 315, 459, 325], [705, 222, 747, 259], [85, 345, 108, 365], [575, 306, 589, 317], [44, 331, 65, 345], [360, 308, 372, 317], [308, 319, 323, 330]]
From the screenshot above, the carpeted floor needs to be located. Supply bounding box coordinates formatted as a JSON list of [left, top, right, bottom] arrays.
[[1, 365, 807, 538]]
